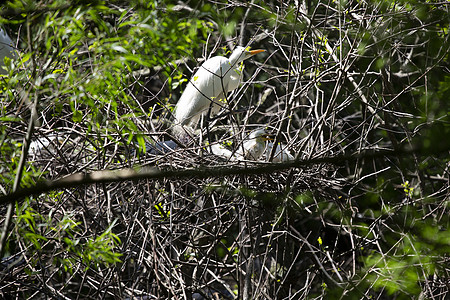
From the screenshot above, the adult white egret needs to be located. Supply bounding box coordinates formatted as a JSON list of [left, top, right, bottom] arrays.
[[0, 27, 15, 74], [173, 46, 264, 135]]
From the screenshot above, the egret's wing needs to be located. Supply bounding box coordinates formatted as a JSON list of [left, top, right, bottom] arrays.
[[196, 56, 233, 98], [226, 63, 244, 92], [266, 143, 294, 162], [209, 144, 234, 159], [235, 140, 263, 161], [174, 56, 231, 127]]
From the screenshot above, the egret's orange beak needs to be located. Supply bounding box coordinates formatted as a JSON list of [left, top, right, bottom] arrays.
[[249, 49, 265, 55], [263, 134, 273, 141]]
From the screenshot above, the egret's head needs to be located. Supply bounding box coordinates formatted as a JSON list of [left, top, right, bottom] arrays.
[[230, 46, 265, 64], [248, 129, 272, 142]]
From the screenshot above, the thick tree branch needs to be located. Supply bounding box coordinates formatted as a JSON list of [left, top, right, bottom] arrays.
[[1, 145, 447, 206]]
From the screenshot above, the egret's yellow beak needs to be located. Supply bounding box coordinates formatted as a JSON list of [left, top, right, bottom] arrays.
[[249, 49, 265, 55], [262, 134, 273, 141]]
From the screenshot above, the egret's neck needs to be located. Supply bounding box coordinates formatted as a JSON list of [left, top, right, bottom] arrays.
[[229, 50, 245, 65]]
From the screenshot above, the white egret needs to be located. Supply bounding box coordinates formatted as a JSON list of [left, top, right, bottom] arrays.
[[208, 129, 270, 161], [0, 27, 15, 74], [29, 136, 57, 155], [208, 143, 234, 160], [208, 129, 295, 163], [265, 142, 295, 162], [235, 129, 271, 161], [173, 46, 264, 135]]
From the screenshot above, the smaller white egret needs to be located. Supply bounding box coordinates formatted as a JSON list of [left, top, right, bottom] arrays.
[[208, 143, 235, 160], [29, 136, 57, 155], [173, 46, 265, 135], [265, 142, 295, 162], [235, 129, 272, 161], [0, 27, 16, 74], [208, 129, 295, 163]]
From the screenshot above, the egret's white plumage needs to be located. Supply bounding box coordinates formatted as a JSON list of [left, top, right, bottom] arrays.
[[208, 129, 295, 162], [173, 46, 264, 135], [235, 129, 271, 161], [0, 27, 15, 74], [209, 143, 234, 160], [266, 142, 295, 162]]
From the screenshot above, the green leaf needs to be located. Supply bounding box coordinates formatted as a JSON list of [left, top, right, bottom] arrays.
[[72, 110, 82, 122]]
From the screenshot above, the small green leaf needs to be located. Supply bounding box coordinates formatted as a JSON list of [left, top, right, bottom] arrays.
[[72, 110, 82, 122]]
